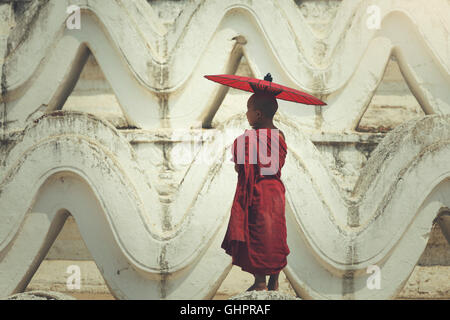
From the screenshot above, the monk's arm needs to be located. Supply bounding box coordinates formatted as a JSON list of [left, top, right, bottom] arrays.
[[234, 164, 239, 173]]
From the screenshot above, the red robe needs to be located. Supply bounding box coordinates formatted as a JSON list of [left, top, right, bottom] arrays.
[[221, 128, 289, 275]]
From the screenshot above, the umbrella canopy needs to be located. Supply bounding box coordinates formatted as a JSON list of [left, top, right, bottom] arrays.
[[204, 73, 326, 105]]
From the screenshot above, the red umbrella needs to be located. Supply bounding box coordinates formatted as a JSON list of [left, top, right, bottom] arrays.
[[204, 73, 326, 105]]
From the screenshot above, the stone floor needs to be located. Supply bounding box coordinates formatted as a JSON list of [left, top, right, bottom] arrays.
[[24, 260, 450, 300]]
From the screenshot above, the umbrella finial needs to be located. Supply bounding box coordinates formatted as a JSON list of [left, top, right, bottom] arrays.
[[264, 73, 273, 82]]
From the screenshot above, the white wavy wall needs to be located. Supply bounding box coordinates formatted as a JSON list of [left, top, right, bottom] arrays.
[[1, 0, 449, 299]]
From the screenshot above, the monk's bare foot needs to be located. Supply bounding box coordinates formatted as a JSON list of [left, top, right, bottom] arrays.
[[247, 283, 268, 291], [247, 273, 267, 291]]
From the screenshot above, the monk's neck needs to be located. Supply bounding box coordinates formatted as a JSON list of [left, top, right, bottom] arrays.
[[251, 120, 276, 130]]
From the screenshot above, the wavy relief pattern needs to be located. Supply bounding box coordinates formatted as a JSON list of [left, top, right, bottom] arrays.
[[0, 0, 449, 299], [1, 111, 449, 299], [1, 0, 449, 131]]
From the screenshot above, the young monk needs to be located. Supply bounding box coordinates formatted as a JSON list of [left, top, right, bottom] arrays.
[[221, 91, 289, 291]]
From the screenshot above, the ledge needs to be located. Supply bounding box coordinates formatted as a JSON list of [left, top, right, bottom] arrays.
[[119, 128, 387, 144]]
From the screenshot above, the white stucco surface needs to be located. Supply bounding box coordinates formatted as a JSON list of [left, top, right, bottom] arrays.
[[1, 0, 449, 300]]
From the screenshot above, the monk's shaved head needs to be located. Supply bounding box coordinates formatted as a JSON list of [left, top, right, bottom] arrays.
[[248, 93, 278, 119]]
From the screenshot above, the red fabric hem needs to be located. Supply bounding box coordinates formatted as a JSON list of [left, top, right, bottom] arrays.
[[235, 262, 286, 276], [222, 240, 287, 275]]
